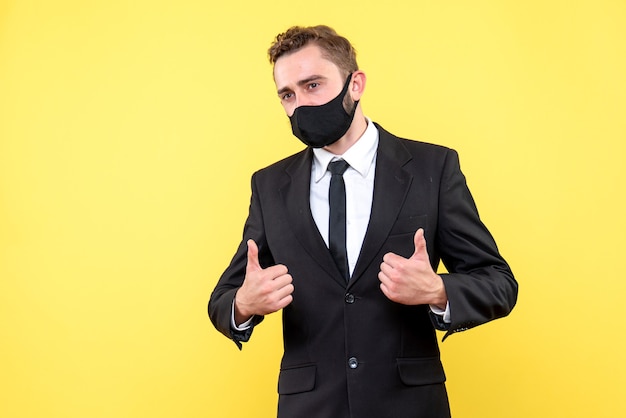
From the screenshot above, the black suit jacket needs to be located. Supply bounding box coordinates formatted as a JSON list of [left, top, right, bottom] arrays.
[[209, 123, 517, 418]]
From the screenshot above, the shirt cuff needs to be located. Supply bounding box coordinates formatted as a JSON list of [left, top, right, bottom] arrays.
[[231, 300, 254, 331], [429, 301, 451, 324]]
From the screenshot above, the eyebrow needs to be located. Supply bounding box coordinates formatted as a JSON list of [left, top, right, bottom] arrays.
[[277, 75, 327, 96]]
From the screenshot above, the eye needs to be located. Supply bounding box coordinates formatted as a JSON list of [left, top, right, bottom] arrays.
[[307, 82, 319, 90], [281, 92, 294, 101]]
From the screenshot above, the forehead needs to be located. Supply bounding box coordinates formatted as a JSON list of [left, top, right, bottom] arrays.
[[273, 44, 343, 89]]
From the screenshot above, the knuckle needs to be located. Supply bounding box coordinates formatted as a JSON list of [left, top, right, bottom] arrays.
[[261, 281, 274, 294]]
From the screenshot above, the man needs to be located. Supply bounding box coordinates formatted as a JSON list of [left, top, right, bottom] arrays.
[[209, 25, 517, 418]]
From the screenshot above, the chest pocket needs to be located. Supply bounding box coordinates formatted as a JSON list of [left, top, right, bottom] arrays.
[[388, 214, 428, 236]]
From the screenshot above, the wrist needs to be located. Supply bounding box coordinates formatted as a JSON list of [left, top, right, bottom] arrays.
[[234, 290, 253, 325], [431, 275, 448, 309]]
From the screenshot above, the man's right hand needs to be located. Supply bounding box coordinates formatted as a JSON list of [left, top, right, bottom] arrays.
[[234, 239, 294, 326]]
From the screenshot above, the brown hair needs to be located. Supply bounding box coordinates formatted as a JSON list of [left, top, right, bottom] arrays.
[[268, 25, 358, 76]]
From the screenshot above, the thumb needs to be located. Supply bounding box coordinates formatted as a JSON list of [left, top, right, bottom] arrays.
[[411, 228, 428, 260], [246, 239, 262, 273]]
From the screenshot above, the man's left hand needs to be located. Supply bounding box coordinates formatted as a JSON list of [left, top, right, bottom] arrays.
[[378, 228, 447, 308]]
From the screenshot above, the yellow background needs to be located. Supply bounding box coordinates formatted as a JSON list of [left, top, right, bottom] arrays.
[[1, 1, 625, 417]]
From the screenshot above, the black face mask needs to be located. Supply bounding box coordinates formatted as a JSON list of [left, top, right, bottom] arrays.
[[289, 74, 359, 148]]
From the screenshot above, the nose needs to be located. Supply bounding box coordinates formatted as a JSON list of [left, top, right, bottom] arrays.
[[287, 96, 311, 117]]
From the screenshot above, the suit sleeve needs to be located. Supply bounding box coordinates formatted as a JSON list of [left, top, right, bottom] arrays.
[[208, 172, 273, 349], [435, 149, 518, 340]]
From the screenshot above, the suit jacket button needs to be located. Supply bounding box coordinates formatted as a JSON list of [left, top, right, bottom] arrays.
[[345, 293, 355, 304], [348, 357, 358, 369]]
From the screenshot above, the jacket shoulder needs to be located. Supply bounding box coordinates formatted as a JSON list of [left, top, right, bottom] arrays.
[[253, 148, 310, 178], [374, 122, 456, 163]]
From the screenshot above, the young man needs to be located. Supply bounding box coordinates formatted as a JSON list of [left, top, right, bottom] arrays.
[[209, 25, 517, 418]]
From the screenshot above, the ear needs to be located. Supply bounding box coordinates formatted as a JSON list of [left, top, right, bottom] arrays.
[[350, 70, 366, 101]]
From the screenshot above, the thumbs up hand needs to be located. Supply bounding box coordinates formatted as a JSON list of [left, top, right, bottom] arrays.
[[378, 229, 447, 308], [234, 239, 294, 325]]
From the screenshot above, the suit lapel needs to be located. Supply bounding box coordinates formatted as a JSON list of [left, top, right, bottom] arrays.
[[280, 148, 346, 286], [350, 127, 413, 286]]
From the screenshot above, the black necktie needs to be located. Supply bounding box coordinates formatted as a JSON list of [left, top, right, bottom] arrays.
[[328, 160, 350, 281]]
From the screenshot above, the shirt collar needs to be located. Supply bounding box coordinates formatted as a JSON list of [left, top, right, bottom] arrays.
[[312, 117, 379, 183]]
